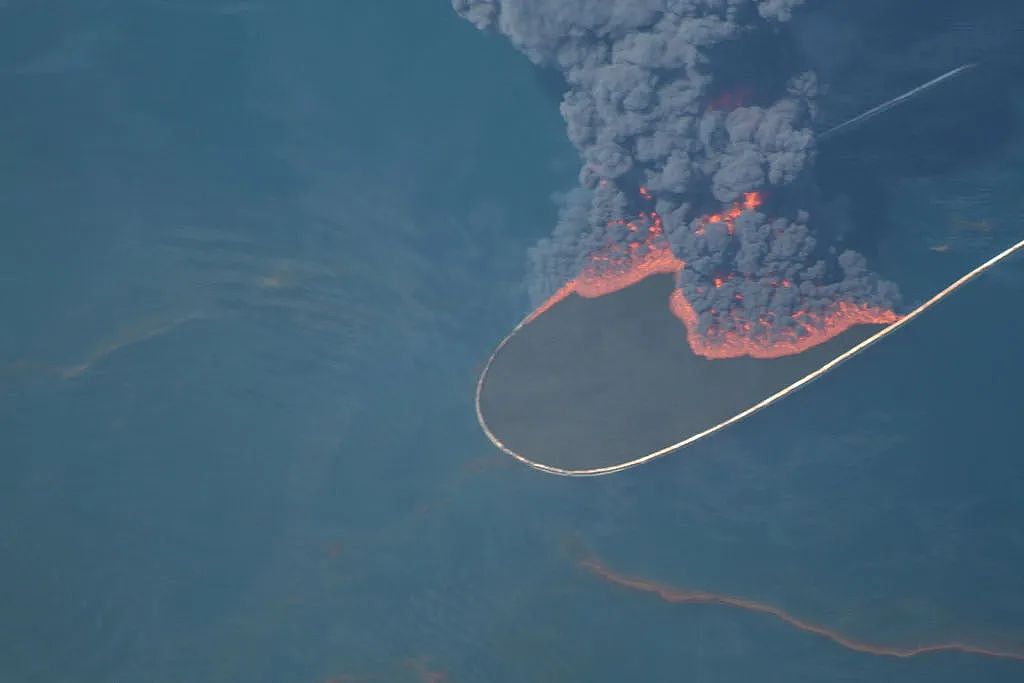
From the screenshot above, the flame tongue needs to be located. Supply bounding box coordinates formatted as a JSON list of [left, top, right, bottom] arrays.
[[669, 292, 899, 359], [526, 190, 900, 358], [577, 212, 682, 297], [525, 211, 683, 324], [696, 192, 763, 236]]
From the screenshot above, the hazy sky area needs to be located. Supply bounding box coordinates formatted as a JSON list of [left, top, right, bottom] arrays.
[[1, 1, 1024, 681]]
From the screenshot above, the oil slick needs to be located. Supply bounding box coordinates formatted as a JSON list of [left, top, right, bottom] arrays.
[[60, 311, 206, 380], [475, 234, 1024, 476], [0, 310, 207, 385], [579, 553, 1024, 662]]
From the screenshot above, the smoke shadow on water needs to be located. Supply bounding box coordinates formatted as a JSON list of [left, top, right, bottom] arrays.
[[818, 70, 1017, 182], [804, 0, 1024, 264], [814, 71, 1019, 269]]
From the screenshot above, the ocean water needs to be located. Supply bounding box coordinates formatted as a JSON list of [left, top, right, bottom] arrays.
[[1, 1, 1023, 682]]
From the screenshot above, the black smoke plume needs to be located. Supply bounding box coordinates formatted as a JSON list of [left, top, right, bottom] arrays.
[[454, 0, 901, 350]]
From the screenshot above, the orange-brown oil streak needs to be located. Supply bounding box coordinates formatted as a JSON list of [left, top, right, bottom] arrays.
[[61, 312, 205, 379], [580, 556, 1024, 662]]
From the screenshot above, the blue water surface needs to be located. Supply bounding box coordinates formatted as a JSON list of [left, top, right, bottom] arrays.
[[2, 1, 1023, 682]]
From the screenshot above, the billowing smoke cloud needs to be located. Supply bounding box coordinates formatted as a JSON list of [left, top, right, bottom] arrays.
[[454, 0, 901, 355], [676, 209, 900, 341]]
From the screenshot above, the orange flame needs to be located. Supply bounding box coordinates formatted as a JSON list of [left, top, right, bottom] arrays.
[[526, 211, 684, 323], [696, 192, 763, 236], [669, 291, 900, 360], [526, 190, 901, 359]]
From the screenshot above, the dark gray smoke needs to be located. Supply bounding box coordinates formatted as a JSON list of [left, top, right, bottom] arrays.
[[454, 0, 901, 350], [677, 210, 900, 339]]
